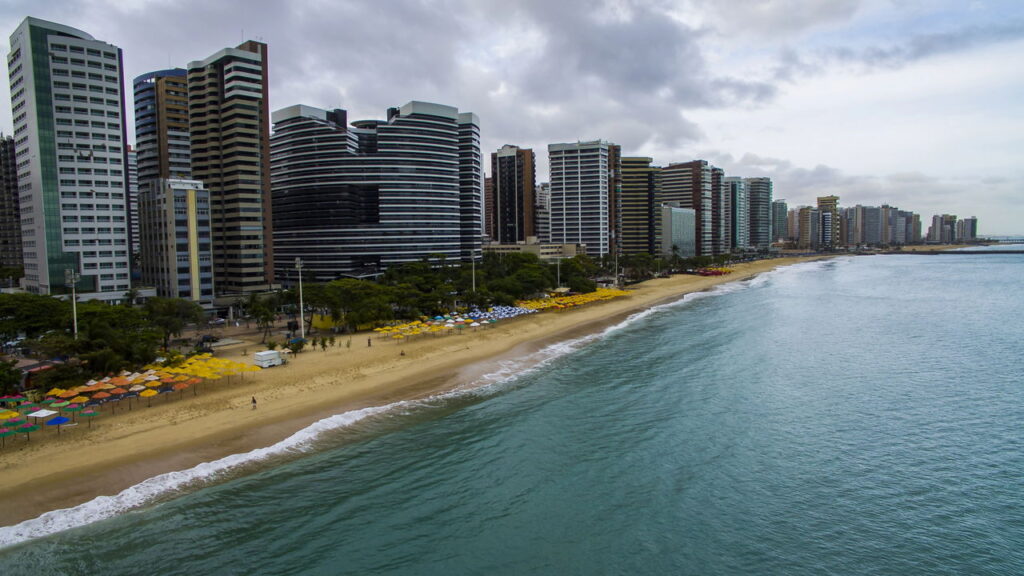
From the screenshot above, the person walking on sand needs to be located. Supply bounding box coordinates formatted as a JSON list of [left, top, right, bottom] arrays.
[[367, 337, 372, 347], [252, 396, 257, 410]]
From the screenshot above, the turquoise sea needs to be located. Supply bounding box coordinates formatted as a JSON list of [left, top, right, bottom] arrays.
[[2, 251, 1023, 575]]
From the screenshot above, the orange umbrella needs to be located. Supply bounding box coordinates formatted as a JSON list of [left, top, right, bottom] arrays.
[[110, 387, 128, 395], [92, 391, 112, 400], [59, 390, 79, 399]]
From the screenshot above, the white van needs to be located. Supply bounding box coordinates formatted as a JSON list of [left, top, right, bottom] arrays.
[[253, 350, 283, 368]]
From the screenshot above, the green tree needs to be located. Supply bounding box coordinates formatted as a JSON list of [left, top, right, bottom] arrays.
[[287, 338, 306, 355], [0, 359, 21, 395], [0, 292, 68, 340], [144, 297, 204, 350]]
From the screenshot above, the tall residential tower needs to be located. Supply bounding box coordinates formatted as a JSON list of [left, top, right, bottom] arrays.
[[188, 41, 273, 295], [7, 18, 131, 301], [489, 145, 536, 244], [548, 140, 621, 257]]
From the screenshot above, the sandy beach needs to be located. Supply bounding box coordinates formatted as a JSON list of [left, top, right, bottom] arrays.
[[0, 256, 827, 526]]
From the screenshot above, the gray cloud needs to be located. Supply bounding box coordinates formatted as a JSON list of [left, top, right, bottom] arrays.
[[693, 0, 863, 37], [774, 19, 1024, 82], [0, 0, 1019, 232]]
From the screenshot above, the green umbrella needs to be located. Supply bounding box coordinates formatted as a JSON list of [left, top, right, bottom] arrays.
[[18, 423, 40, 440], [0, 428, 14, 448], [80, 410, 99, 428], [5, 418, 25, 427], [17, 402, 39, 412], [40, 398, 57, 405], [51, 401, 70, 408], [63, 404, 84, 420]]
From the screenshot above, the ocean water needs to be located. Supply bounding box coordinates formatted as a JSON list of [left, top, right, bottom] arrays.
[[2, 253, 1023, 575]]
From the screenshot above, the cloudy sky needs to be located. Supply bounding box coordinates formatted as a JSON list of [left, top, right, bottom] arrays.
[[2, 0, 1022, 234]]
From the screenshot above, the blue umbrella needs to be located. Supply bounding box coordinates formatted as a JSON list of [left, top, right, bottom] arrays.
[[46, 415, 71, 435]]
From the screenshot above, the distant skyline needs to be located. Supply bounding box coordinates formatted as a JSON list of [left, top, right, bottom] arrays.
[[1, 0, 1021, 234]]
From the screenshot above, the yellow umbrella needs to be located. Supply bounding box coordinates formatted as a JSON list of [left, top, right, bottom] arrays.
[[46, 388, 65, 396], [70, 395, 90, 404], [139, 388, 160, 407]]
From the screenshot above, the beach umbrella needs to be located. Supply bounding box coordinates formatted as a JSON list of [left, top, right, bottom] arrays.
[[17, 402, 39, 412], [5, 418, 26, 427], [140, 388, 159, 407], [51, 401, 70, 408], [129, 384, 146, 392], [63, 404, 84, 420], [58, 390, 78, 399], [0, 427, 13, 448], [47, 415, 71, 434], [110, 387, 128, 395], [92, 391, 112, 400], [69, 395, 89, 404], [18, 423, 39, 440], [40, 397, 57, 405], [80, 410, 99, 428], [0, 410, 19, 420]]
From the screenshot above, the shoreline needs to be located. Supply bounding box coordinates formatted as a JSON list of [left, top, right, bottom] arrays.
[[0, 256, 830, 529]]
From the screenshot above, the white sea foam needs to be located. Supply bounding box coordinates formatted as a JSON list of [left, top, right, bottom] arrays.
[[0, 260, 814, 549]]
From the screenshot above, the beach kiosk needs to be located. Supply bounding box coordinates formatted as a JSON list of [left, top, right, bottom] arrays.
[[253, 350, 284, 368]]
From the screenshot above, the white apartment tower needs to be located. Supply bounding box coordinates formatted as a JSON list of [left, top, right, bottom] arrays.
[[7, 18, 131, 301], [548, 141, 621, 257]]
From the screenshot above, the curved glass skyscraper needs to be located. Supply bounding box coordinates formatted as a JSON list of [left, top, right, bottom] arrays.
[[270, 101, 482, 284]]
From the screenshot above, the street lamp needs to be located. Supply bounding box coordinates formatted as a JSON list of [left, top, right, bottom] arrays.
[[295, 257, 305, 340], [64, 268, 80, 340]]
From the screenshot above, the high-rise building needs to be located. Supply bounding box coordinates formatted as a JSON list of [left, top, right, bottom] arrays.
[[746, 177, 773, 250], [817, 195, 840, 249], [620, 157, 661, 255], [662, 160, 713, 256], [7, 18, 131, 301], [710, 167, 730, 255], [458, 114, 483, 262], [660, 203, 696, 258], [126, 145, 139, 260], [535, 182, 551, 243], [133, 69, 190, 184], [188, 41, 273, 295], [929, 214, 958, 243], [138, 179, 213, 304], [771, 199, 788, 245], [798, 207, 820, 250], [0, 135, 22, 275], [483, 176, 494, 239], [787, 207, 800, 242], [489, 145, 536, 244], [957, 217, 978, 242], [725, 177, 748, 250], [269, 102, 481, 282], [548, 141, 620, 257]]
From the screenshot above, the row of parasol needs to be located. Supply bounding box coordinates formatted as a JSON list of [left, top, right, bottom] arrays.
[[372, 316, 500, 340], [0, 354, 261, 446], [516, 288, 630, 312]]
